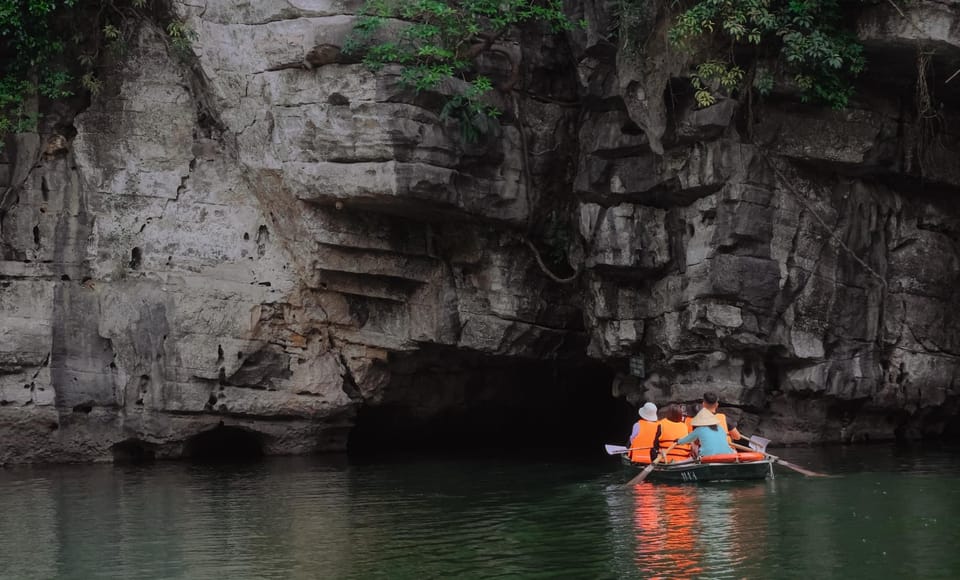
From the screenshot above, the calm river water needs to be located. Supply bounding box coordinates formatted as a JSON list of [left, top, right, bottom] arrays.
[[1, 443, 958, 579]]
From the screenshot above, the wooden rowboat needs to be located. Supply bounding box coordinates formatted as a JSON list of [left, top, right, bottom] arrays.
[[621, 455, 775, 483]]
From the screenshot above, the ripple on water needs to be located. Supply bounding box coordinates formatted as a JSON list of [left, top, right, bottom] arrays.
[[1, 445, 959, 579]]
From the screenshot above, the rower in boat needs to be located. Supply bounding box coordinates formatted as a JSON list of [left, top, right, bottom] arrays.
[[676, 408, 734, 457], [701, 391, 741, 445]]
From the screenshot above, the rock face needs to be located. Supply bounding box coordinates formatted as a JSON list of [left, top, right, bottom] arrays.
[[575, 0, 960, 443], [1, 0, 959, 462]]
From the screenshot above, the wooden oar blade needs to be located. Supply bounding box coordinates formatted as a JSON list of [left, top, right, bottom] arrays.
[[733, 441, 830, 478], [605, 444, 628, 455], [747, 436, 770, 453], [624, 462, 657, 486], [775, 458, 830, 478]]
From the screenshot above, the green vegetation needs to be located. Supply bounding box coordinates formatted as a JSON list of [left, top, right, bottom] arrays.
[[0, 0, 193, 146], [667, 0, 866, 108], [344, 0, 574, 141], [0, 0, 78, 138]]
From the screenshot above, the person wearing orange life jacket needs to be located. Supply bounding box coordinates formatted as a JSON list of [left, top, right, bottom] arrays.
[[628, 402, 660, 464], [681, 403, 700, 456], [682, 403, 695, 433], [655, 404, 692, 463], [701, 391, 742, 444]]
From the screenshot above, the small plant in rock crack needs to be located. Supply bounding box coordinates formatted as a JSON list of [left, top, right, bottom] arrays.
[[165, 17, 197, 61], [439, 76, 502, 143], [668, 0, 867, 109], [344, 0, 574, 142]]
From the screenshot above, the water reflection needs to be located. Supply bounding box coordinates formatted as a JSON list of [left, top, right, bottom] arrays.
[[630, 484, 703, 578], [609, 481, 769, 579], [0, 474, 60, 579], [0, 445, 959, 579], [0, 460, 356, 580]]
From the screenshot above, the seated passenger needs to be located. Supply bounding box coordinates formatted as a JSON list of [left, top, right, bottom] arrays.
[[677, 408, 734, 457], [701, 391, 742, 444], [655, 404, 692, 462], [628, 402, 660, 464], [683, 404, 695, 433]]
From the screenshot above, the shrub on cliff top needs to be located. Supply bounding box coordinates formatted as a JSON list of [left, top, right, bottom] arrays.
[[344, 0, 575, 141], [667, 0, 866, 109]]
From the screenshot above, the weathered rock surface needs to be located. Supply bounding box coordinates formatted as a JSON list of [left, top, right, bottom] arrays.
[[1, 0, 959, 462], [579, 0, 960, 443], [0, 0, 583, 463]]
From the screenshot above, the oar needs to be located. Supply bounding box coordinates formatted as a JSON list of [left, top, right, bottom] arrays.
[[605, 444, 649, 455], [745, 435, 770, 453], [624, 444, 677, 487], [732, 442, 829, 477]]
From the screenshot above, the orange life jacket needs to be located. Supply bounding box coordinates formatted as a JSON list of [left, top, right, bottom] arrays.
[[656, 418, 692, 462], [716, 412, 733, 445], [629, 420, 660, 463]]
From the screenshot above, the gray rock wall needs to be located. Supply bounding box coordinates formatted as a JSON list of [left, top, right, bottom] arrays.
[[576, 0, 960, 442], [1, 0, 959, 462]]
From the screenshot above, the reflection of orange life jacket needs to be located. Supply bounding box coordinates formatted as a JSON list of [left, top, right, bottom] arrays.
[[630, 482, 704, 579], [629, 420, 660, 463], [656, 419, 692, 461]]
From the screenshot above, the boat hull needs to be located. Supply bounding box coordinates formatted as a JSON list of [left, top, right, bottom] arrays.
[[622, 457, 774, 483]]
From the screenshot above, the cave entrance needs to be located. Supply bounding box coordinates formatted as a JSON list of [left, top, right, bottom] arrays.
[[348, 346, 632, 456], [111, 439, 157, 464], [183, 425, 265, 461]]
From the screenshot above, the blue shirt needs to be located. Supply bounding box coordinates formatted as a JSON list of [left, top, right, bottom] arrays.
[[678, 426, 734, 456]]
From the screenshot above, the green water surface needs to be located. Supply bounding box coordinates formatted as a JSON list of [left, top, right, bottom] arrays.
[[0, 444, 958, 579]]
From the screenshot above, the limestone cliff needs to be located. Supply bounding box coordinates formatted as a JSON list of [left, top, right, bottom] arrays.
[[1, 0, 958, 462]]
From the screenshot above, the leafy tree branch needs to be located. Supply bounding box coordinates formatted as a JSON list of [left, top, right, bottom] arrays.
[[344, 0, 574, 141], [666, 0, 867, 108]]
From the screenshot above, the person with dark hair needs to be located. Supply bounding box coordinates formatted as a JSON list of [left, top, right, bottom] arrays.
[[655, 404, 692, 462], [701, 391, 742, 443]]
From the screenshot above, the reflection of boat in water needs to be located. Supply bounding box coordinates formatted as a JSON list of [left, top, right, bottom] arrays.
[[621, 454, 775, 483], [603, 473, 771, 578]]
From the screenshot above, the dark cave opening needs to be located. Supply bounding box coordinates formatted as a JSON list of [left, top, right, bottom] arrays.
[[111, 439, 157, 464], [183, 425, 265, 461], [348, 347, 633, 456], [945, 418, 960, 440]]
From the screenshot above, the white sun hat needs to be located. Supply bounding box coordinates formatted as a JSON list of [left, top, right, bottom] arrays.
[[638, 402, 658, 422]]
